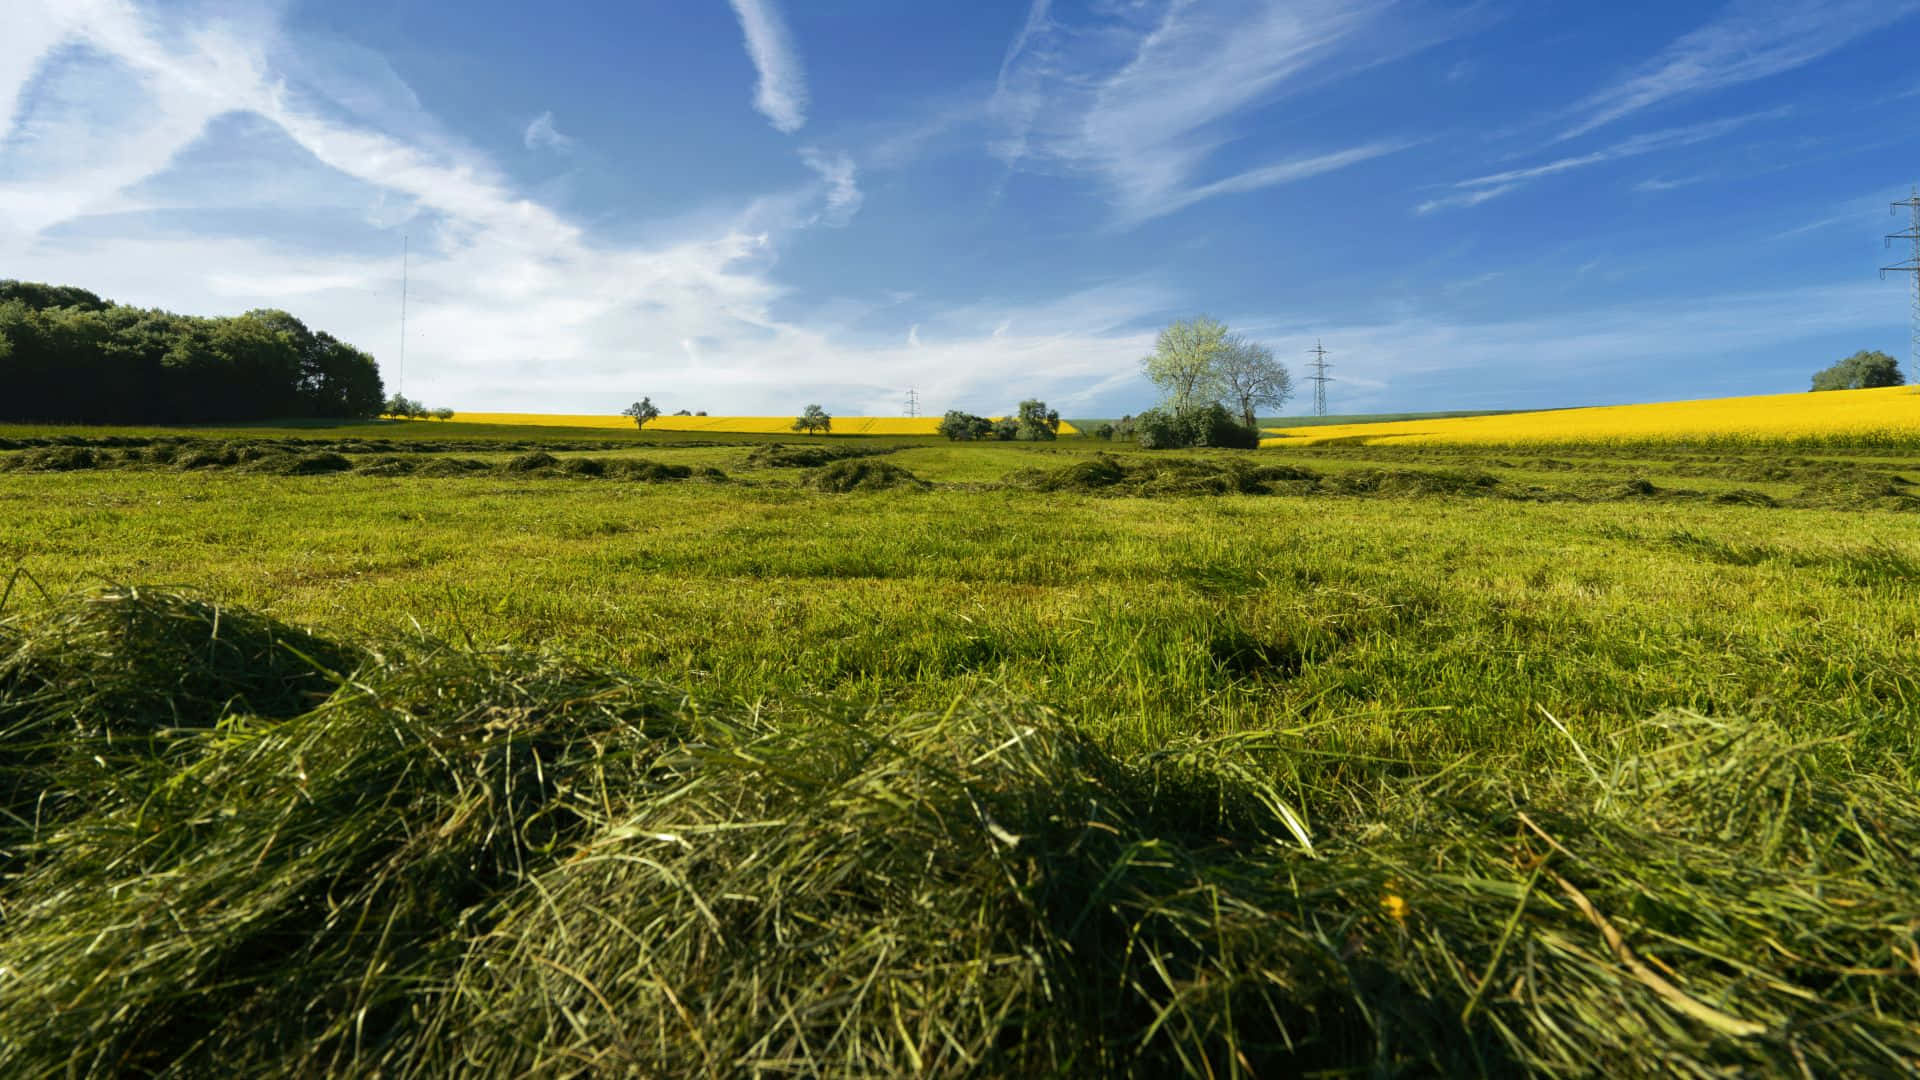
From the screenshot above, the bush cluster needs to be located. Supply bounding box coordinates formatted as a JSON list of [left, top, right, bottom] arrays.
[[1133, 402, 1261, 450], [938, 399, 1061, 442]]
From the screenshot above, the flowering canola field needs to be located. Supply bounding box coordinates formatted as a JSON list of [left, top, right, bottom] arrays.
[[454, 414, 1078, 436], [1261, 385, 1920, 448]]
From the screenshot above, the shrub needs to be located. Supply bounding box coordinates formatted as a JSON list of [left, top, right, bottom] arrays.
[[937, 411, 994, 441], [1093, 422, 1115, 441], [1134, 403, 1260, 450], [993, 417, 1020, 441]]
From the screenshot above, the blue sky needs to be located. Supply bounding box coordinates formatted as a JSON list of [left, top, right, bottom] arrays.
[[4, 0, 1919, 416]]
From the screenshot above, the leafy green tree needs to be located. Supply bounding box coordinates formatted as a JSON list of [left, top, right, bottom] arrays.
[[1016, 399, 1060, 441], [0, 280, 108, 312], [793, 404, 832, 434], [1218, 336, 1293, 428], [1092, 422, 1115, 441], [0, 280, 381, 422], [937, 410, 993, 441], [1142, 316, 1229, 412], [385, 394, 424, 419], [431, 407, 455, 421], [1811, 350, 1905, 391], [992, 417, 1020, 441], [621, 397, 661, 429]]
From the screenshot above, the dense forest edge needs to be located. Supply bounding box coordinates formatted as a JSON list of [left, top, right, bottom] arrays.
[[0, 280, 384, 424]]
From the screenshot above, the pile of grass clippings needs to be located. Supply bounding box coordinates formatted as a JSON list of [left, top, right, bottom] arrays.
[[804, 458, 931, 492], [748, 442, 892, 468], [0, 446, 98, 472], [0, 586, 1915, 1076]]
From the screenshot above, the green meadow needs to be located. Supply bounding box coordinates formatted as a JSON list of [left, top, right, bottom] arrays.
[[1, 421, 1916, 1077]]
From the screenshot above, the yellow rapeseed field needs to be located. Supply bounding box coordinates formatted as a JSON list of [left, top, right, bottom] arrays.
[[1260, 386, 1920, 447], [452, 412, 635, 429], [451, 414, 1079, 436]]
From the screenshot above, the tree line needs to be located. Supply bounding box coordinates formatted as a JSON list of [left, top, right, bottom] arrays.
[[0, 280, 385, 423]]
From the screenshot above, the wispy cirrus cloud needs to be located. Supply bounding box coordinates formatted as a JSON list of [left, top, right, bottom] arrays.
[[1417, 108, 1787, 214], [990, 0, 1454, 225], [725, 0, 808, 134], [1560, 0, 1920, 141], [797, 147, 862, 226], [522, 111, 571, 152], [0, 0, 1171, 415]]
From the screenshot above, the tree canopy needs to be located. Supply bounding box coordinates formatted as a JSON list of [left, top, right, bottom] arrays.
[[1141, 316, 1230, 412], [622, 398, 661, 429], [0, 280, 383, 423], [1136, 317, 1282, 449], [1811, 350, 1905, 391], [1217, 336, 1293, 428], [793, 404, 832, 434]]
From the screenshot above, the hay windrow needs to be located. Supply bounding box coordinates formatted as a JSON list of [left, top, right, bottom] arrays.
[[747, 442, 894, 468], [804, 457, 930, 492], [0, 586, 1915, 1076]]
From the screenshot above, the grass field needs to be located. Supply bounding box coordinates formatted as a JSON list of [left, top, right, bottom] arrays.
[[1, 419, 1916, 1076], [1264, 384, 1920, 448]]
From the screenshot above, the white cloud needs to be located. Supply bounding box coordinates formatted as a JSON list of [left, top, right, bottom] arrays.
[[989, 0, 1449, 224], [1633, 174, 1708, 193], [522, 111, 572, 152], [0, 0, 1166, 415], [1418, 109, 1786, 213], [1414, 183, 1516, 215], [725, 0, 808, 134], [1560, 0, 1920, 141], [798, 146, 862, 225]]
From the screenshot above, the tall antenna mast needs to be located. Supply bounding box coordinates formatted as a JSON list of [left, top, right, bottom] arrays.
[[398, 233, 408, 397], [905, 387, 919, 418], [1880, 184, 1920, 379], [1306, 340, 1333, 417]]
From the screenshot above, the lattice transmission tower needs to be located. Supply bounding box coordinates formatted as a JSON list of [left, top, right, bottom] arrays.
[[1306, 340, 1333, 417], [1881, 185, 1920, 379], [905, 388, 920, 418]]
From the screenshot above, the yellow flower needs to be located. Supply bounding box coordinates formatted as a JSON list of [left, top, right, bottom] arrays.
[[1381, 893, 1409, 925]]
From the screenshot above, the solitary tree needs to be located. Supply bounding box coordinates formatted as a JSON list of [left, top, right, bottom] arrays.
[[1217, 336, 1294, 427], [1016, 398, 1060, 441], [1811, 350, 1905, 391], [793, 404, 832, 434], [431, 407, 455, 421], [1142, 316, 1230, 412], [621, 397, 661, 429]]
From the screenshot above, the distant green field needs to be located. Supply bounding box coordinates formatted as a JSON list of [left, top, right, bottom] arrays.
[[1, 422, 1916, 1076], [1257, 407, 1542, 428], [1066, 408, 1537, 432]]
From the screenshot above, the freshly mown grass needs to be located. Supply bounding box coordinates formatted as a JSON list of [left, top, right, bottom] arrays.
[[0, 427, 1916, 1075], [0, 587, 1914, 1076]]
